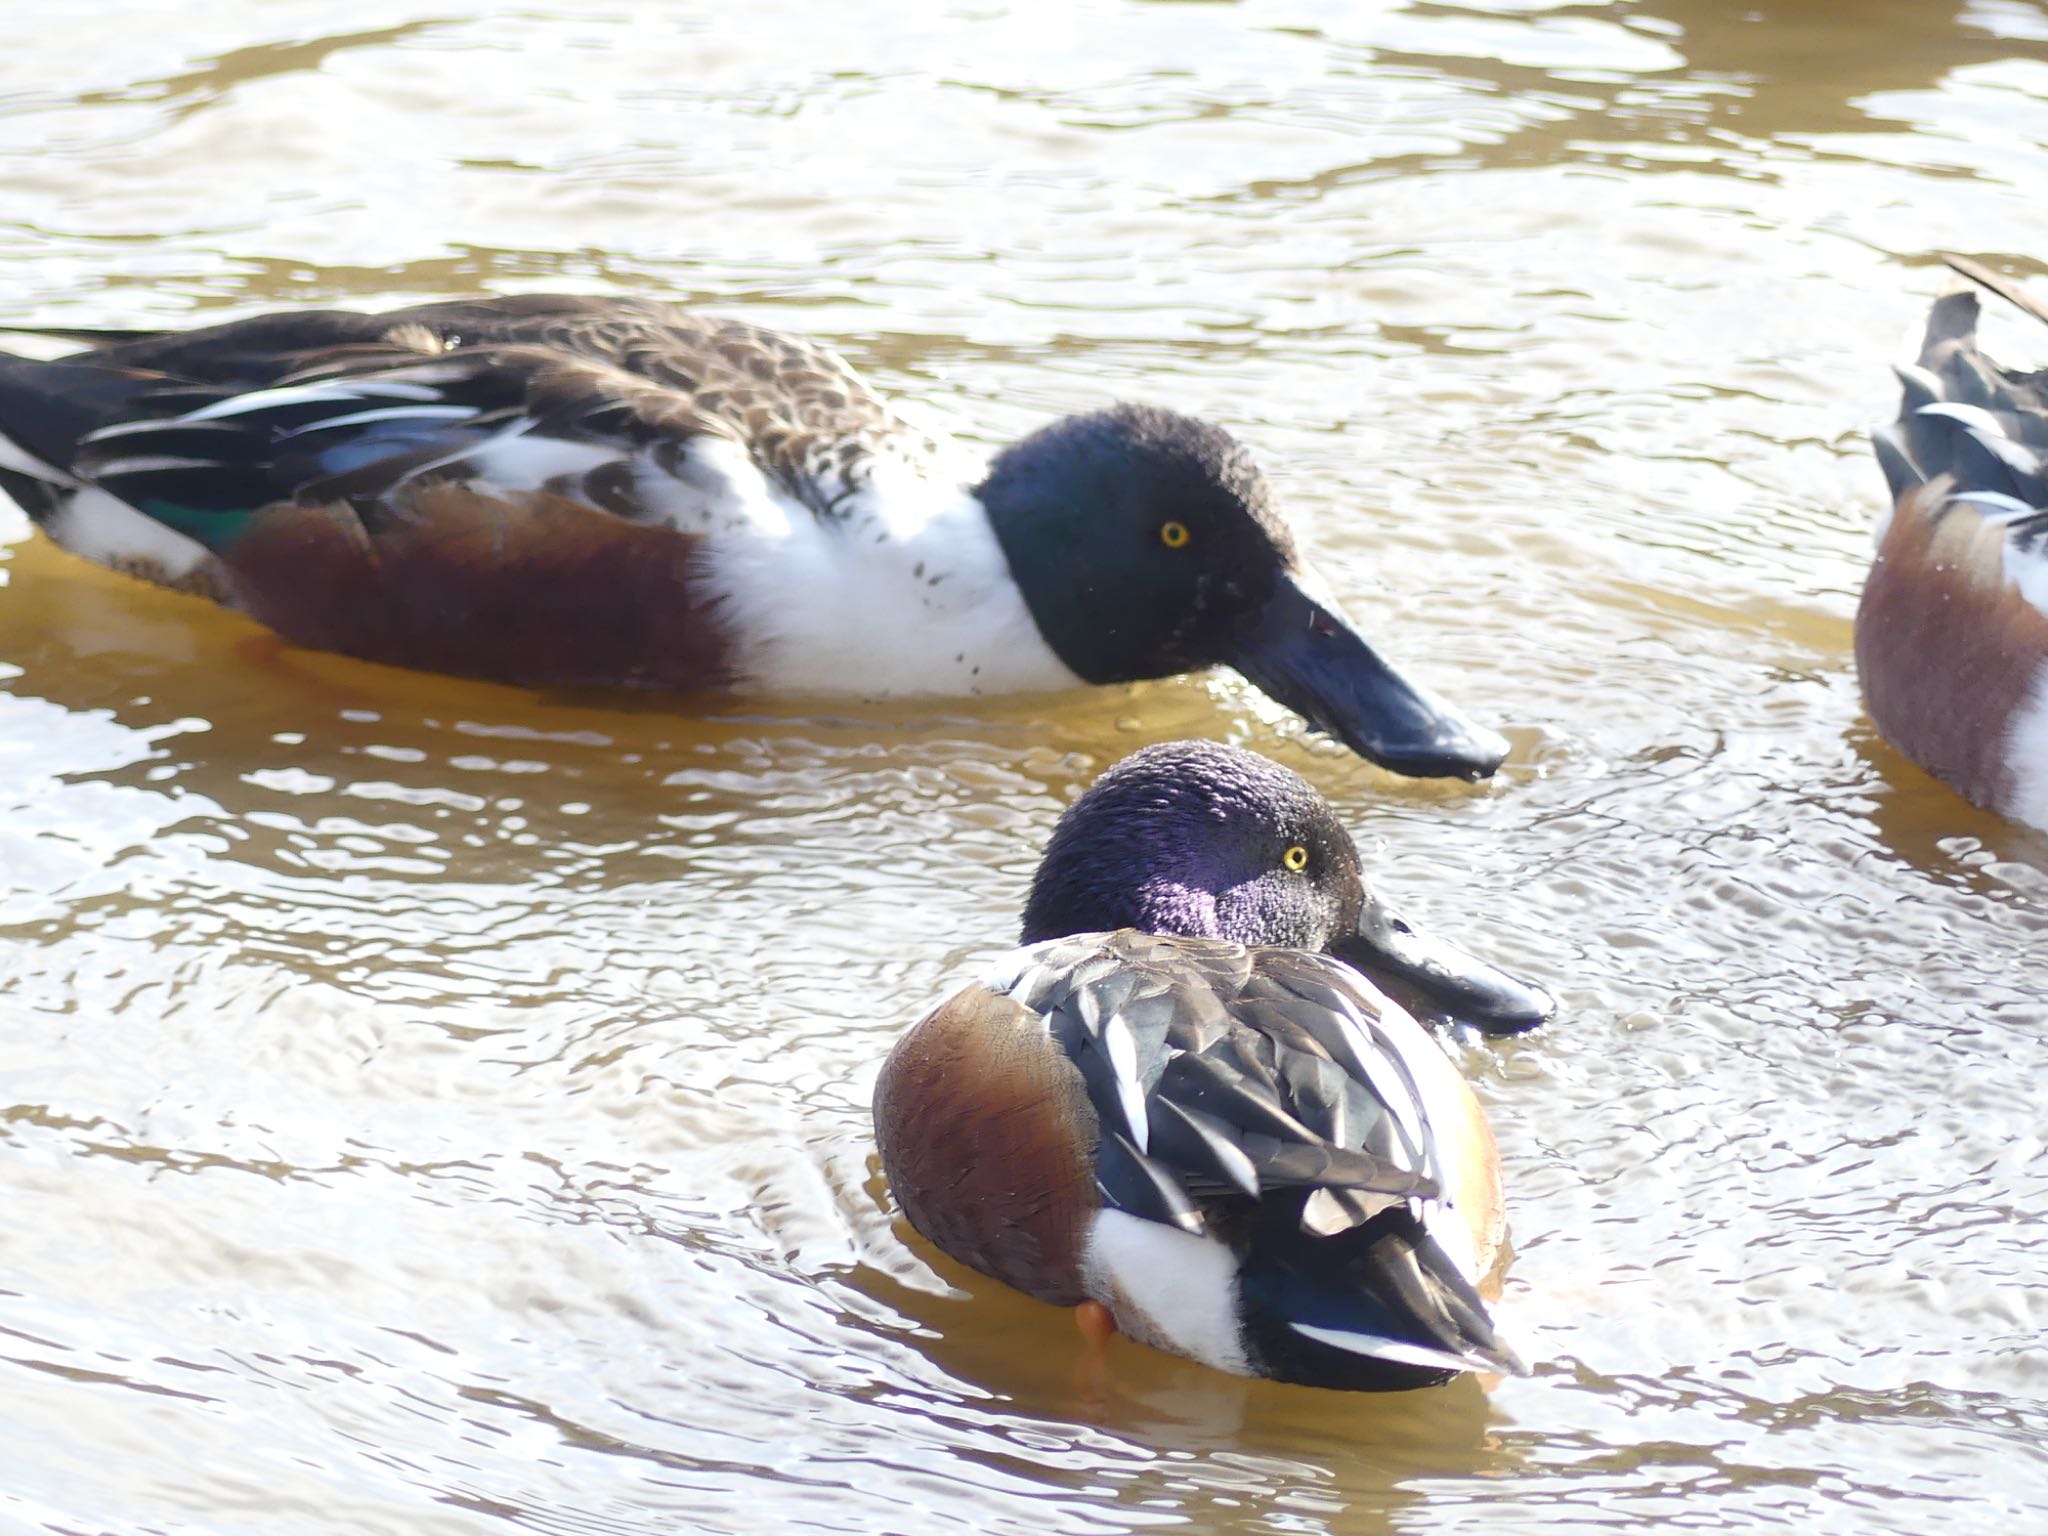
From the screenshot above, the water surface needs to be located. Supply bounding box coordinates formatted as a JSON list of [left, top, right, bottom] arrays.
[[1, 2, 2046, 1532]]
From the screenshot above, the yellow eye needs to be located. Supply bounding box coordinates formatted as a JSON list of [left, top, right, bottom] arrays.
[[1160, 520, 1191, 549], [1282, 844, 1309, 873]]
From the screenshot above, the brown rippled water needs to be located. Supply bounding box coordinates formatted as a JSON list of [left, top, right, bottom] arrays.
[[1, 2, 2046, 1532]]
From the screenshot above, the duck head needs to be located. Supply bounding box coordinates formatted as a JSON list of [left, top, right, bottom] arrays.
[[977, 405, 1510, 780], [1018, 740, 1551, 1034]]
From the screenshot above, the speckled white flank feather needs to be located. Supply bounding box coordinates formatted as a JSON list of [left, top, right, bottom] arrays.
[[1080, 1208, 1250, 1376]]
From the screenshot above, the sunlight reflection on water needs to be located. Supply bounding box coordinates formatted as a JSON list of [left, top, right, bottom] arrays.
[[1, 1, 2047, 1531]]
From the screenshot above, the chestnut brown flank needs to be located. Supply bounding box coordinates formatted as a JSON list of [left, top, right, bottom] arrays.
[[873, 985, 1099, 1305], [223, 484, 735, 690], [1856, 487, 2048, 818]]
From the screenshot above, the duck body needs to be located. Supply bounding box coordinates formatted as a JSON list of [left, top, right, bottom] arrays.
[[876, 929, 1513, 1389], [1864, 259, 2048, 831], [0, 297, 1066, 698], [0, 297, 1507, 778], [874, 741, 1551, 1391]]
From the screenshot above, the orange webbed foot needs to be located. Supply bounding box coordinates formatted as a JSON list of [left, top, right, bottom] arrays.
[[1072, 1299, 1118, 1405]]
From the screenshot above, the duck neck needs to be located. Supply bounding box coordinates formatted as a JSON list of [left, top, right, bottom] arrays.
[[977, 446, 1108, 684], [975, 414, 1181, 686]]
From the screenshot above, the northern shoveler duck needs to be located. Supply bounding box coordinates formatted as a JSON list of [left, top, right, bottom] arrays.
[[0, 297, 1509, 778], [1865, 256, 2048, 832], [873, 741, 1552, 1391]]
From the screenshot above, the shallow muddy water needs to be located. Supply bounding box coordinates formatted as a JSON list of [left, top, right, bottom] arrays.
[[0, 2, 2045, 1532]]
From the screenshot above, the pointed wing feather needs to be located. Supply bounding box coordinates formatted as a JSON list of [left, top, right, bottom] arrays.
[[1881, 268, 2048, 615], [995, 932, 1450, 1235], [1096, 1129, 1203, 1234], [1267, 1218, 1524, 1379], [1147, 1097, 1261, 1199]]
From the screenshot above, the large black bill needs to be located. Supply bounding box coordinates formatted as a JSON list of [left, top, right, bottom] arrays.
[[1226, 571, 1510, 781], [1333, 892, 1553, 1036]]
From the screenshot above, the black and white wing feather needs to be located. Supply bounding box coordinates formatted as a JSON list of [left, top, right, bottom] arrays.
[[0, 296, 951, 541], [988, 930, 1449, 1237], [1875, 260, 2048, 613]]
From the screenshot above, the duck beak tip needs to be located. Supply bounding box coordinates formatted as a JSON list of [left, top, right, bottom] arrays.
[[1228, 572, 1509, 781]]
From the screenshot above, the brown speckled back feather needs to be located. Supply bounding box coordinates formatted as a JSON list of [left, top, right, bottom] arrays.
[[60, 296, 946, 518]]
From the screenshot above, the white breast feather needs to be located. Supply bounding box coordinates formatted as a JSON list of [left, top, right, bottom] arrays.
[[674, 437, 1079, 698], [627, 434, 796, 538]]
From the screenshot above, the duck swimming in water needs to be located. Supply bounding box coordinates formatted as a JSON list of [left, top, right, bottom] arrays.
[[0, 297, 1509, 778], [1864, 256, 2048, 831], [873, 741, 1551, 1390]]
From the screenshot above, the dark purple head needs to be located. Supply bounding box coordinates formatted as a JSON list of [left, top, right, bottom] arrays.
[[1021, 741, 1363, 950], [1019, 741, 1553, 1034]]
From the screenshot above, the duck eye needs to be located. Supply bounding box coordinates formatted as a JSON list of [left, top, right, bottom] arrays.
[[1159, 520, 1191, 549], [1282, 844, 1309, 873]]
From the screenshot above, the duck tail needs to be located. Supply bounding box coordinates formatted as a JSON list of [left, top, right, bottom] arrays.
[[0, 348, 222, 531], [1236, 1206, 1526, 1391], [0, 353, 145, 523], [1873, 260, 2048, 512], [0, 359, 76, 524]]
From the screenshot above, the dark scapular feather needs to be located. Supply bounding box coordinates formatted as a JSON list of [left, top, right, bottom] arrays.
[[1009, 931, 1448, 1225]]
